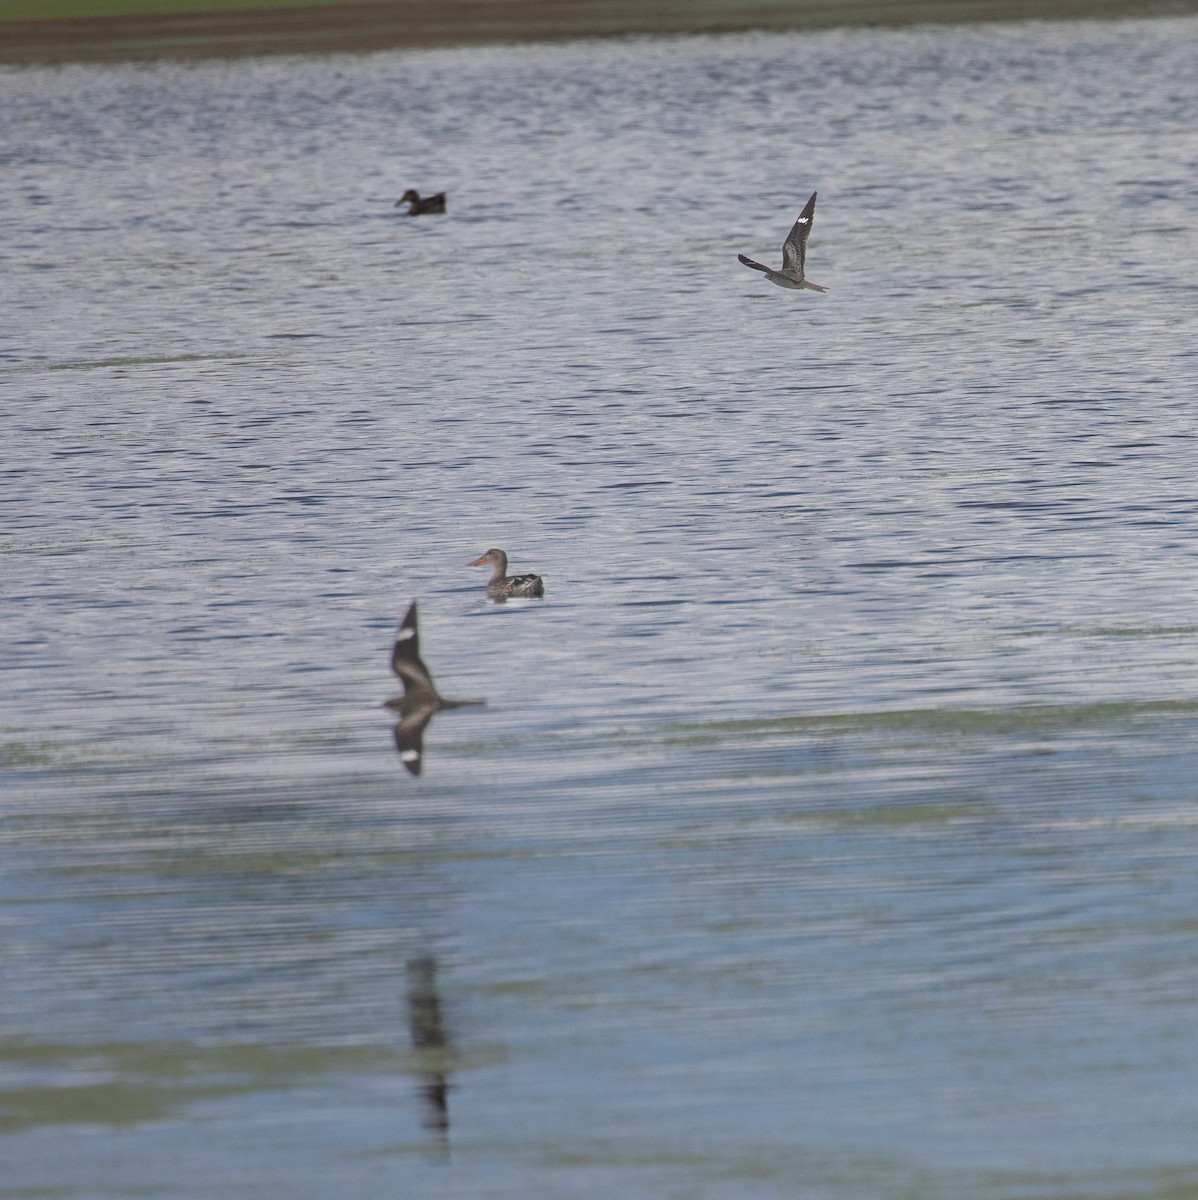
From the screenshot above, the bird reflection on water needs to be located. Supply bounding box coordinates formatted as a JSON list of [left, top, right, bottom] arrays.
[[385, 600, 484, 776], [406, 954, 451, 1149]]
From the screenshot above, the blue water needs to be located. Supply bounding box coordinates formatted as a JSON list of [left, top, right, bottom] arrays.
[[3, 15, 1198, 1198]]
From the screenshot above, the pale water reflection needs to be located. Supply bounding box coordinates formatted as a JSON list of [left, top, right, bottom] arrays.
[[3, 13, 1198, 1199]]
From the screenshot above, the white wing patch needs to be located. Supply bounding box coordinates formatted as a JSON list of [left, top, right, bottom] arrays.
[[401, 749, 420, 762], [397, 627, 416, 641]]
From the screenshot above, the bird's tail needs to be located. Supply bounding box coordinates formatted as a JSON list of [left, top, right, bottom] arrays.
[[802, 280, 829, 293]]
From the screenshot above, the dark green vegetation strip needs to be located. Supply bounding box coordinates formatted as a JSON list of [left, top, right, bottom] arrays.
[[3, 0, 1197, 65], [0, 0, 362, 17]]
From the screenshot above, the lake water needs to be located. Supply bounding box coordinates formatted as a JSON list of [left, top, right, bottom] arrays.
[[4, 14, 1198, 1198]]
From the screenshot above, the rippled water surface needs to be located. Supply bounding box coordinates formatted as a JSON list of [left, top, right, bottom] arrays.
[[4, 16, 1198, 1198]]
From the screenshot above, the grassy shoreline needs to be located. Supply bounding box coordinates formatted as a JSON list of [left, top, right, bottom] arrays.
[[2, 0, 1196, 65]]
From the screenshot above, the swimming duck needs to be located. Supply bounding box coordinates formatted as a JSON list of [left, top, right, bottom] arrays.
[[385, 600, 484, 775], [468, 548, 545, 600], [395, 189, 446, 215], [738, 191, 828, 292]]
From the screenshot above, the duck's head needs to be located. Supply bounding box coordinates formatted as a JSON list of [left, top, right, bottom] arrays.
[[396, 189, 420, 206], [468, 549, 507, 570]]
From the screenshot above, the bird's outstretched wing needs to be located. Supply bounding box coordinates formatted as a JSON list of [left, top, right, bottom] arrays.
[[393, 706, 435, 775], [738, 253, 771, 273], [391, 601, 438, 700], [781, 192, 817, 275]]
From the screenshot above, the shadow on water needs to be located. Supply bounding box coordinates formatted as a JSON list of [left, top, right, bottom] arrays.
[[406, 954, 452, 1153]]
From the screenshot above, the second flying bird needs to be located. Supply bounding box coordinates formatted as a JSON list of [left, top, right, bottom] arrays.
[[738, 191, 827, 293]]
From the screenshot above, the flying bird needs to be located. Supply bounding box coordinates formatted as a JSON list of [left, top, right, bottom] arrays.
[[738, 191, 827, 292], [385, 601, 484, 775], [395, 189, 446, 215]]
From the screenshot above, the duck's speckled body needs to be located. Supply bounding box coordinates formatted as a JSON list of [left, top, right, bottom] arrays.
[[468, 548, 545, 600], [395, 189, 446, 215]]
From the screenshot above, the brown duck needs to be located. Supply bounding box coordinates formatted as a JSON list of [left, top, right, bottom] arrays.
[[395, 189, 446, 215], [468, 549, 545, 600]]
